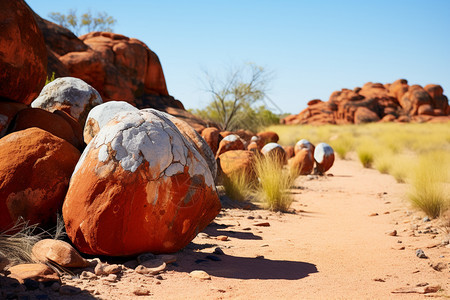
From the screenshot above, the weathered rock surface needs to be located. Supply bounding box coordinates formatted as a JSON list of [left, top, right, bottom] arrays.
[[8, 263, 60, 284], [158, 112, 217, 180], [32, 239, 89, 268], [216, 134, 245, 158], [282, 79, 449, 125], [63, 110, 220, 256], [261, 143, 287, 165], [294, 139, 315, 155], [31, 77, 103, 125], [0, 128, 80, 231], [201, 127, 221, 155], [0, 0, 47, 105], [314, 143, 335, 174], [290, 148, 314, 175], [8, 108, 84, 150], [218, 150, 256, 179], [83, 101, 138, 144], [256, 131, 279, 145]]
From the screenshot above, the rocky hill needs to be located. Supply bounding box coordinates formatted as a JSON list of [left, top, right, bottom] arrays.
[[282, 80, 450, 125]]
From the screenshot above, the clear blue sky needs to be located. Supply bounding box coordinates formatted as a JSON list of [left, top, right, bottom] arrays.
[[27, 0, 450, 114]]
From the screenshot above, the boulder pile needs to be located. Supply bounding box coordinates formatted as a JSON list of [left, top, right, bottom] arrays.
[[282, 80, 450, 125]]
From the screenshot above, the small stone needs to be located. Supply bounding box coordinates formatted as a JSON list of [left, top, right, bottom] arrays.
[[256, 215, 263, 219], [416, 249, 428, 259], [189, 270, 211, 280], [393, 246, 405, 250], [387, 230, 397, 236], [137, 253, 156, 264], [254, 222, 270, 227], [102, 274, 117, 282], [423, 216, 430, 222], [217, 235, 229, 241], [103, 264, 121, 274], [247, 216, 255, 220], [429, 262, 447, 271], [384, 211, 390, 214], [59, 285, 82, 296], [242, 227, 251, 231], [260, 244, 269, 247], [213, 247, 224, 255], [80, 271, 97, 280], [206, 255, 221, 262], [373, 278, 385, 282], [94, 262, 106, 276], [138, 259, 166, 275], [369, 213, 378, 217], [133, 288, 151, 296], [155, 275, 164, 280]]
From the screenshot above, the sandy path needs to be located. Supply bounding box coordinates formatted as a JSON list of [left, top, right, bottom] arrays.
[[18, 159, 447, 299], [146, 158, 448, 299]]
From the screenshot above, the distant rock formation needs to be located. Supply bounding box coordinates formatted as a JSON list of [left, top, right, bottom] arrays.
[[282, 80, 450, 125]]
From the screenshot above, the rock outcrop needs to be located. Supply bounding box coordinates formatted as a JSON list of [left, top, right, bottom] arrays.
[[63, 110, 220, 256], [282, 80, 449, 125], [0, 0, 47, 105]]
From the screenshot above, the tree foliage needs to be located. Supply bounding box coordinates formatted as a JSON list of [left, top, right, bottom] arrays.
[[196, 63, 278, 131], [48, 9, 116, 35]]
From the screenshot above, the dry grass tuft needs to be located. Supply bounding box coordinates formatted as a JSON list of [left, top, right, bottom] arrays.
[[222, 171, 253, 202], [408, 151, 450, 218], [254, 154, 295, 212], [0, 219, 45, 265]]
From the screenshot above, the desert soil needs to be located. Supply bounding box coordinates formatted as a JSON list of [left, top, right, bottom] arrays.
[[9, 159, 450, 299]]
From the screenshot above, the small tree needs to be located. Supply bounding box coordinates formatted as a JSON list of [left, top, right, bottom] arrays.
[[200, 63, 274, 131], [48, 10, 116, 36]]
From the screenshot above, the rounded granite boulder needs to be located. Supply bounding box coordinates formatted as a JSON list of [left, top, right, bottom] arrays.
[[63, 109, 220, 256]]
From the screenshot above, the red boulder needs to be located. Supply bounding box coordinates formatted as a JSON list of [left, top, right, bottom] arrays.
[[63, 110, 220, 256], [0, 128, 80, 231], [215, 134, 245, 158], [0, 0, 47, 105]]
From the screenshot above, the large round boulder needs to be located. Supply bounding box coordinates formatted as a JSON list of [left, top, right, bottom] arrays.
[[0, 0, 47, 104], [314, 143, 335, 174], [63, 109, 220, 256], [294, 139, 315, 155], [83, 101, 138, 144], [215, 134, 245, 158], [0, 128, 81, 231], [256, 131, 279, 145], [31, 77, 103, 125], [218, 150, 256, 180]]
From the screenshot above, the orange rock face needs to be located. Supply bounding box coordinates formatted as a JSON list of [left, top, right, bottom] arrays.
[[59, 32, 168, 102], [216, 134, 245, 158], [9, 108, 84, 150], [63, 110, 220, 256], [0, 128, 80, 231], [354, 107, 380, 124], [314, 143, 335, 174], [0, 0, 47, 105], [219, 150, 256, 179], [400, 85, 432, 116], [201, 127, 221, 155], [290, 148, 314, 175]]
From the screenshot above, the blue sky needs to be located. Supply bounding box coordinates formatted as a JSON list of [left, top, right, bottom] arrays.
[[27, 0, 450, 114]]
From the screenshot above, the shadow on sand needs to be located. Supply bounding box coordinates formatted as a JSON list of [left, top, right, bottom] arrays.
[[175, 250, 318, 280]]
